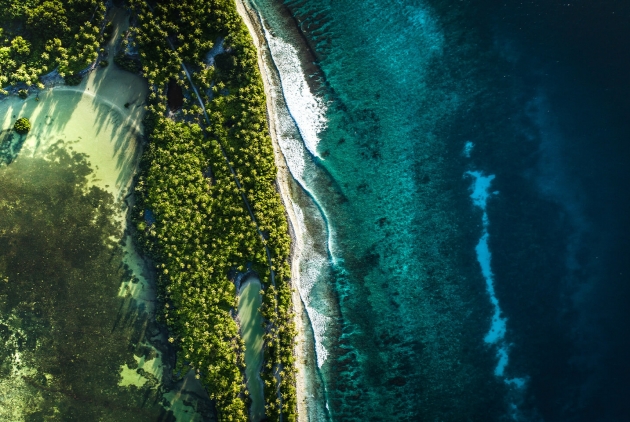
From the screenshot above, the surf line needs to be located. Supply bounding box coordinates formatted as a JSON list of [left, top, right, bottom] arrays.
[[464, 143, 525, 389]]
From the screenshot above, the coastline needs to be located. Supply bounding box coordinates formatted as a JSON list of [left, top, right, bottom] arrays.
[[234, 0, 310, 419]]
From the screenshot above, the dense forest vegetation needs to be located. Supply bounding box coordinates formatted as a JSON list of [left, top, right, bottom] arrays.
[[0, 0, 107, 92], [128, 0, 297, 420]]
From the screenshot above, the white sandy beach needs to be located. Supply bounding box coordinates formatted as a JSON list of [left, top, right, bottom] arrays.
[[235, 0, 311, 419]]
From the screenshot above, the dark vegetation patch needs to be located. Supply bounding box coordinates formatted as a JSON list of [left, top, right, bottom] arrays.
[[0, 0, 109, 92], [0, 145, 200, 420], [114, 51, 142, 74], [64, 74, 83, 86]]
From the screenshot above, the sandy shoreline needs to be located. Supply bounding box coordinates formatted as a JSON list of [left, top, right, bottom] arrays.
[[235, 0, 310, 420]]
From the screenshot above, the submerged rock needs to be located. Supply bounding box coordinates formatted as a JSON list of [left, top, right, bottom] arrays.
[[0, 129, 25, 166]]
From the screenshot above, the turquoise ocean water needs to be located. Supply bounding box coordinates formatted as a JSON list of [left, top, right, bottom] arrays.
[[245, 0, 630, 420]]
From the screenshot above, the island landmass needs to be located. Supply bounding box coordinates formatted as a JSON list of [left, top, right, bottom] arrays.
[[1, 0, 299, 420]]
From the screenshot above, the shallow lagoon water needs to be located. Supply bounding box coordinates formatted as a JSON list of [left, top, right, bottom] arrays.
[[0, 39, 212, 420], [237, 277, 265, 421]]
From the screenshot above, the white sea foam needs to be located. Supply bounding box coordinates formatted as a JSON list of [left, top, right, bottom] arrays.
[[261, 33, 338, 264], [271, 96, 307, 180], [308, 308, 330, 368], [466, 170, 526, 391], [263, 28, 327, 159], [251, 0, 339, 378], [466, 171, 507, 346], [292, 202, 331, 368], [253, 14, 336, 372]]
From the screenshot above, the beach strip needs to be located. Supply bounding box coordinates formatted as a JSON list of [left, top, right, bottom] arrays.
[[234, 0, 310, 419]]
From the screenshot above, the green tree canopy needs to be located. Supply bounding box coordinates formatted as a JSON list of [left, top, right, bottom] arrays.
[[13, 117, 30, 134], [26, 0, 70, 39]]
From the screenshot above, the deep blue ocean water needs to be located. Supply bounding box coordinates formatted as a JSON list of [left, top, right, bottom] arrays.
[[245, 0, 630, 420]]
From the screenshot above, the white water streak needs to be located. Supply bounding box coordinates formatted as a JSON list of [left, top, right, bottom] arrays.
[[263, 29, 327, 159], [467, 172, 507, 346], [466, 170, 525, 388], [292, 202, 331, 368], [255, 9, 335, 368], [257, 32, 332, 367]]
